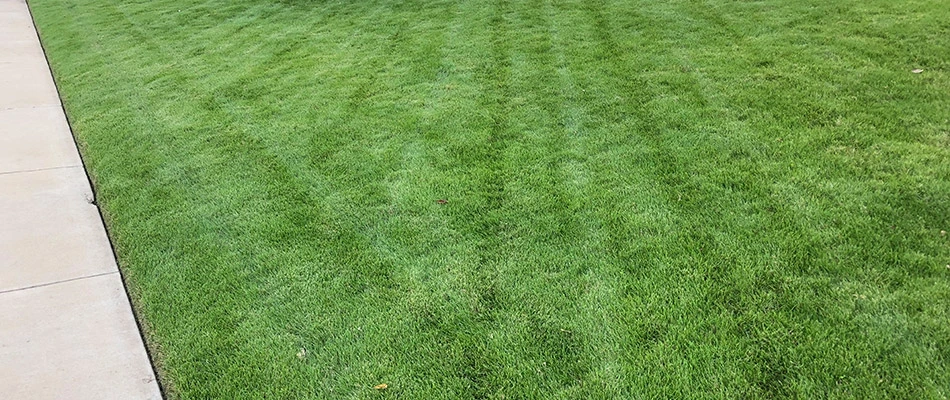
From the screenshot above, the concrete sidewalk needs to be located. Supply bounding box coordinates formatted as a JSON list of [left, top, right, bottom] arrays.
[[0, 0, 162, 398]]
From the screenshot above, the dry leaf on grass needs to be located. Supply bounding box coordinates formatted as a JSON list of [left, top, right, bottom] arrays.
[[373, 383, 389, 390], [912, 69, 924, 73]]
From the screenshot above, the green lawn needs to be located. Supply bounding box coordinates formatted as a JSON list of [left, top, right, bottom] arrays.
[[30, 0, 949, 398]]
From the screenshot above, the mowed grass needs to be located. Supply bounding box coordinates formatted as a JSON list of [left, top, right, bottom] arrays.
[[29, 0, 949, 397]]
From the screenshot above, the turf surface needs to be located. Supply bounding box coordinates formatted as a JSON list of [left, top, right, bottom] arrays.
[[29, 0, 950, 397]]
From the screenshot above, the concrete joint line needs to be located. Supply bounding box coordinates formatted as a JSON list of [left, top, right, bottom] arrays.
[[1, 104, 63, 111], [0, 271, 118, 295], [0, 164, 82, 176]]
